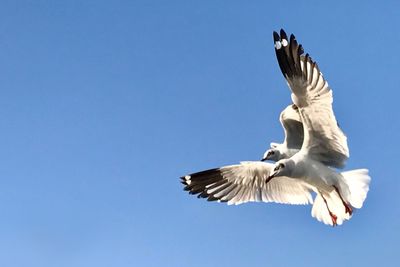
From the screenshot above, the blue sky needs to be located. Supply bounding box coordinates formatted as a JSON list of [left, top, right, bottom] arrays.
[[0, 1, 398, 266]]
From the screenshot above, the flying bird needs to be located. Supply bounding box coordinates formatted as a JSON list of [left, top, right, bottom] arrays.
[[268, 29, 370, 225], [181, 29, 370, 226]]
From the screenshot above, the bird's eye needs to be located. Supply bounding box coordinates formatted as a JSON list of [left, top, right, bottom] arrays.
[[274, 163, 285, 172], [269, 151, 275, 155]]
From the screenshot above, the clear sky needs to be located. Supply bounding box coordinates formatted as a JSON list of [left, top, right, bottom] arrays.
[[0, 1, 398, 266]]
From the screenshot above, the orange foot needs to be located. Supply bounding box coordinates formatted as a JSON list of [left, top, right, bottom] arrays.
[[344, 203, 353, 215], [329, 212, 338, 226], [333, 185, 353, 215]]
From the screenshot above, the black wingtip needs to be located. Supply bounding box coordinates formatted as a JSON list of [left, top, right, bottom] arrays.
[[273, 28, 309, 80], [180, 167, 237, 203], [273, 31, 280, 41], [198, 191, 209, 199], [184, 186, 191, 191], [280, 29, 288, 40], [298, 44, 304, 55], [207, 195, 219, 202]]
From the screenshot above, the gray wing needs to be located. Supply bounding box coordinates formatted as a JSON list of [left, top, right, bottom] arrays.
[[181, 161, 313, 205], [280, 104, 303, 149], [273, 29, 349, 168]]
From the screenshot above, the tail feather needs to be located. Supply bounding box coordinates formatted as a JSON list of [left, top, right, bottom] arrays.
[[341, 169, 371, 209], [311, 194, 333, 225]]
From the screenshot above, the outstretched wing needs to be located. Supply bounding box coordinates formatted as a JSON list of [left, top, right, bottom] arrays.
[[280, 104, 303, 149], [181, 161, 313, 205], [273, 29, 349, 168]]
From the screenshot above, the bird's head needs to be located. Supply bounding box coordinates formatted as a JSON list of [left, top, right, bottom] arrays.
[[261, 148, 281, 162], [268, 159, 294, 179]]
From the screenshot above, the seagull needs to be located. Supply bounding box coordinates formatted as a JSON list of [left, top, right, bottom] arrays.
[[262, 103, 303, 162], [267, 29, 370, 225], [180, 29, 370, 226]]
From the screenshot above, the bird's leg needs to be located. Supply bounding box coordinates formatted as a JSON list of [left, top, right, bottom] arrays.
[[320, 193, 337, 227], [333, 185, 353, 215]]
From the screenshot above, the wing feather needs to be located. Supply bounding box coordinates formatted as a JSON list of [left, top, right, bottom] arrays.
[[273, 29, 349, 168], [181, 161, 313, 206]]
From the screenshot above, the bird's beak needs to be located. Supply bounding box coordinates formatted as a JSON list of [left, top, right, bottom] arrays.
[[268, 172, 277, 179], [261, 151, 271, 161]]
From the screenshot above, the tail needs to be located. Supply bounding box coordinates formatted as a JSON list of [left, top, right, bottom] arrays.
[[341, 169, 371, 209], [311, 169, 371, 226]]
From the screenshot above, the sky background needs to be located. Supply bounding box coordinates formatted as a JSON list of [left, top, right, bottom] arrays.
[[0, 1, 398, 266]]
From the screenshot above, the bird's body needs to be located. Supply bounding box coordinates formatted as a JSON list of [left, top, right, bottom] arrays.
[[285, 153, 338, 192], [274, 152, 352, 207]]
